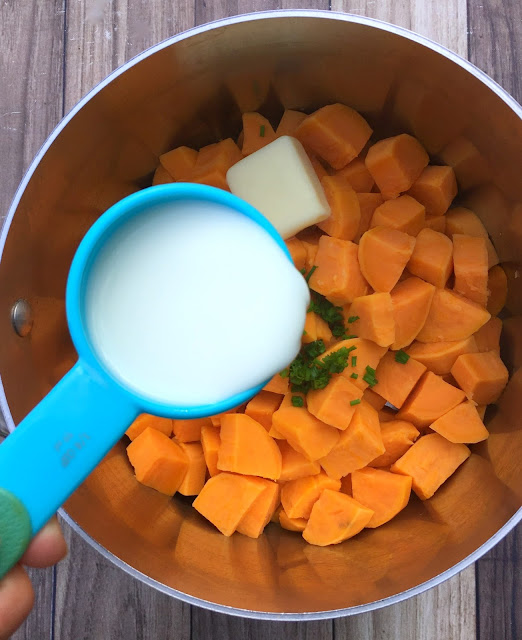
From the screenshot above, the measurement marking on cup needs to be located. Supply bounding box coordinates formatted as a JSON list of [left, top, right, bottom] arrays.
[[54, 432, 91, 468]]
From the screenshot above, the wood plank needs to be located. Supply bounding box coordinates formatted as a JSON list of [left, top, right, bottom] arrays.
[[195, 0, 329, 26], [467, 0, 522, 103], [191, 610, 333, 640], [63, 0, 196, 112], [0, 436, 56, 640], [331, 0, 468, 57], [335, 567, 476, 640], [476, 528, 522, 640], [54, 2, 197, 638], [54, 521, 191, 640], [0, 1, 66, 638], [0, 0, 66, 213], [467, 5, 522, 640]]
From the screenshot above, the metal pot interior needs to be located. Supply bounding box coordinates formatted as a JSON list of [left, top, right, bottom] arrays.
[[0, 13, 521, 617]]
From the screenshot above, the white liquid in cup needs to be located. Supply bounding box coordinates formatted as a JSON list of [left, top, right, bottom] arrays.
[[85, 200, 310, 406]]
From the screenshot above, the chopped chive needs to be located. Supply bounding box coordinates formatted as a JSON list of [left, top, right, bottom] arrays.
[[363, 365, 378, 387], [348, 316, 360, 323], [260, 124, 266, 137], [350, 398, 361, 406], [351, 355, 357, 367], [363, 374, 378, 387], [345, 345, 357, 355], [299, 267, 306, 275], [305, 265, 318, 283], [395, 349, 410, 364], [302, 330, 308, 337], [350, 372, 358, 379], [345, 334, 358, 340], [291, 395, 304, 407], [279, 368, 289, 378]]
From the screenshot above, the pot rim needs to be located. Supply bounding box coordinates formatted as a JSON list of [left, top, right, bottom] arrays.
[[1, 8, 521, 620]]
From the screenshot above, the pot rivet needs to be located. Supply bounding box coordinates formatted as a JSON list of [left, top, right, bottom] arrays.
[[11, 299, 33, 337]]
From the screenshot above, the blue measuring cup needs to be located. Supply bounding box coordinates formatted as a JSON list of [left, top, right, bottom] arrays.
[[0, 183, 294, 578]]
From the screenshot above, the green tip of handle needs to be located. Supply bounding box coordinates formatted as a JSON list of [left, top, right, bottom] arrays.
[[0, 488, 32, 579]]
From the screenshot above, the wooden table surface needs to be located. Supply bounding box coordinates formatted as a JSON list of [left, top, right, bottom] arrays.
[[0, 1, 521, 638]]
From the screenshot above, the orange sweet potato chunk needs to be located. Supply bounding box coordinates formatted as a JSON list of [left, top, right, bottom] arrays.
[[285, 237, 307, 271], [218, 413, 282, 480], [281, 472, 341, 519], [302, 239, 319, 272], [318, 176, 361, 241], [309, 235, 369, 305], [177, 442, 207, 496], [307, 375, 362, 430], [378, 407, 398, 423], [424, 215, 446, 233], [365, 133, 429, 200], [303, 490, 374, 546], [354, 193, 385, 242], [295, 103, 373, 169], [308, 153, 329, 181], [278, 440, 321, 482], [370, 194, 426, 236], [127, 428, 189, 496], [276, 109, 307, 137], [245, 390, 283, 431], [487, 265, 508, 316], [407, 228, 453, 288], [279, 509, 307, 532], [278, 391, 306, 411], [397, 371, 465, 428], [359, 226, 416, 292], [319, 401, 384, 479], [263, 373, 289, 396], [272, 407, 340, 461], [372, 351, 427, 409], [340, 474, 353, 495], [302, 311, 333, 345], [429, 401, 489, 444], [391, 433, 470, 500], [407, 165, 457, 216], [336, 158, 375, 193], [390, 277, 435, 350], [445, 207, 499, 269], [172, 417, 211, 443], [193, 473, 267, 536], [209, 405, 243, 428], [200, 424, 221, 477], [439, 136, 489, 191], [362, 387, 387, 411], [241, 112, 276, 155], [152, 165, 174, 185], [351, 467, 412, 527], [453, 234, 489, 307], [236, 480, 280, 538], [405, 337, 478, 375], [159, 145, 197, 180], [321, 338, 387, 391], [450, 351, 509, 405], [348, 292, 396, 347], [369, 420, 420, 467], [191, 138, 243, 190], [416, 289, 490, 343], [474, 317, 502, 353], [126, 414, 173, 441]]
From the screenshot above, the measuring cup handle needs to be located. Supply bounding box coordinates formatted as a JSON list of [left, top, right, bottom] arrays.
[[0, 360, 138, 578]]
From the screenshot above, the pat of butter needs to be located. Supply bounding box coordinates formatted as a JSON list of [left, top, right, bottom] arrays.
[[226, 136, 331, 239]]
